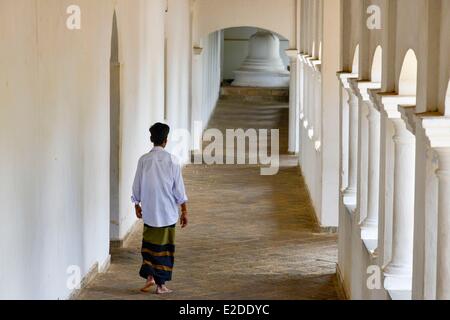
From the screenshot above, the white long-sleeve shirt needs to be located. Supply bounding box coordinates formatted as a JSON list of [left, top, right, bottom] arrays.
[[131, 147, 188, 227]]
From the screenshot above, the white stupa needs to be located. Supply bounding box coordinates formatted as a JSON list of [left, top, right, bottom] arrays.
[[232, 30, 290, 88]]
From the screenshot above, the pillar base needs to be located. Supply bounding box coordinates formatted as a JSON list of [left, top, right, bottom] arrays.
[[383, 264, 413, 291], [360, 219, 378, 240], [342, 188, 357, 212]]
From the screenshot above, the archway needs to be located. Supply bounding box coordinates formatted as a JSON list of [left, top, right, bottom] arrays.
[[371, 46, 382, 83], [110, 12, 121, 241], [191, 25, 294, 154], [221, 26, 290, 83], [192, 26, 291, 129], [398, 49, 418, 96]]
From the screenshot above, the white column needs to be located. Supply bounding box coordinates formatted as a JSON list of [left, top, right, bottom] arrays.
[[313, 63, 322, 150], [436, 149, 450, 299], [191, 46, 203, 151], [361, 102, 381, 239], [337, 73, 354, 193], [307, 58, 315, 140], [299, 55, 306, 122], [303, 56, 312, 130], [343, 89, 358, 208], [287, 50, 299, 153], [420, 116, 450, 299], [384, 117, 415, 291], [340, 87, 349, 191], [298, 56, 304, 152]]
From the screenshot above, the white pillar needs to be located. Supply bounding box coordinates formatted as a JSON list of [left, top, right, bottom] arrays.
[[287, 50, 299, 153], [337, 73, 354, 193], [313, 64, 322, 150], [191, 46, 203, 151], [361, 102, 381, 239], [384, 117, 415, 291], [299, 56, 306, 122], [420, 116, 450, 299], [436, 149, 450, 299], [339, 86, 349, 191], [307, 58, 315, 140], [303, 56, 312, 130], [297, 56, 304, 153], [343, 89, 358, 209]]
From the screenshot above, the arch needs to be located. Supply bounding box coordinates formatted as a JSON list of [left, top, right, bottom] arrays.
[[202, 25, 291, 44], [445, 80, 450, 116], [398, 49, 418, 96], [110, 11, 121, 240], [370, 46, 382, 83], [352, 44, 360, 75], [194, 0, 296, 44]]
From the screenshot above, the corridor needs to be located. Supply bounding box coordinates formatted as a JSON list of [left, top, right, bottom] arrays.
[[77, 99, 339, 300]]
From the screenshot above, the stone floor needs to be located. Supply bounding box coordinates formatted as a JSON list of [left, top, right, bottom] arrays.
[[77, 99, 339, 300]]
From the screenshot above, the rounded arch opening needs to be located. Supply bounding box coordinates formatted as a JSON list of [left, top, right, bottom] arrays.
[[398, 49, 418, 96], [370, 46, 383, 83], [352, 44, 360, 75], [201, 24, 292, 44]]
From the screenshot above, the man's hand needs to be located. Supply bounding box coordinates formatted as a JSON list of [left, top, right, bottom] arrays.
[[180, 212, 188, 229], [135, 204, 143, 219]]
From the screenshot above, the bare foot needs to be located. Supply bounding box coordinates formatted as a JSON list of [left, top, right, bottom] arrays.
[[156, 285, 173, 295], [140, 277, 156, 293]]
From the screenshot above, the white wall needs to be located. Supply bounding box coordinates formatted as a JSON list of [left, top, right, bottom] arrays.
[[222, 27, 289, 80], [0, 0, 167, 299], [115, 0, 166, 241], [165, 0, 192, 163]]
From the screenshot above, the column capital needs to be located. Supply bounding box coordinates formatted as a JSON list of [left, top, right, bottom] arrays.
[[349, 81, 381, 102], [299, 53, 311, 63], [392, 117, 415, 145], [373, 94, 416, 119], [418, 114, 450, 149], [193, 46, 203, 55], [311, 59, 322, 73], [398, 105, 417, 135], [305, 56, 318, 69], [285, 49, 299, 60], [436, 149, 450, 177], [367, 101, 381, 123], [345, 88, 358, 106], [337, 72, 358, 89]]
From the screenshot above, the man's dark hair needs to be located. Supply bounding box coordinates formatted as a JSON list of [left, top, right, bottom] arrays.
[[150, 123, 170, 146]]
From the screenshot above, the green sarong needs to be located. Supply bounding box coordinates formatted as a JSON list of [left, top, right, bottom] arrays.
[[139, 224, 176, 285]]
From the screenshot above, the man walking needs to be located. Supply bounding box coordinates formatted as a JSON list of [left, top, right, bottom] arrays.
[[131, 123, 189, 294]]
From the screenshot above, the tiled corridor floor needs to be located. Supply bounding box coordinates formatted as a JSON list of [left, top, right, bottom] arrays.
[[77, 99, 339, 300]]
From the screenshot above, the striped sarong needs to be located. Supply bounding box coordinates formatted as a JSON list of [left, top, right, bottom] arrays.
[[139, 224, 176, 285]]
